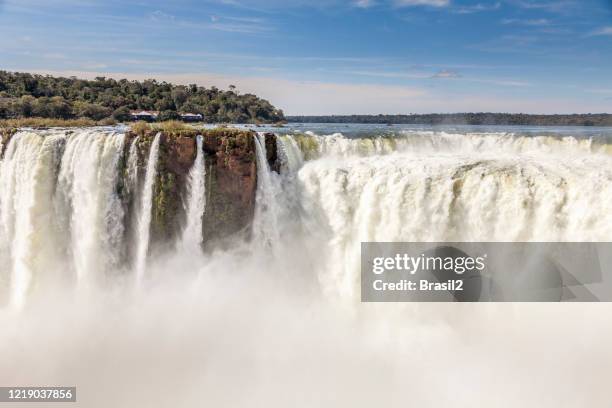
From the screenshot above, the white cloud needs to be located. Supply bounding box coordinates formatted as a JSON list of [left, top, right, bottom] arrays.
[[508, 0, 579, 15], [467, 78, 531, 87], [453, 2, 500, 14], [353, 0, 375, 8], [394, 0, 450, 7], [431, 69, 460, 79], [502, 18, 551, 26], [148, 10, 176, 22], [589, 27, 612, 37], [146, 11, 271, 34]]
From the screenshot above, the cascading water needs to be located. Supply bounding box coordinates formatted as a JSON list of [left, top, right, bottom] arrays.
[[134, 132, 161, 282], [277, 135, 304, 173], [0, 127, 610, 301], [180, 135, 206, 252], [55, 130, 126, 286], [0, 131, 65, 307], [282, 131, 612, 298], [126, 136, 140, 196], [252, 133, 282, 250]]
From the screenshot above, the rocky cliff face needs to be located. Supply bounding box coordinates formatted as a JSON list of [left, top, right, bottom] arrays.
[[130, 129, 278, 249], [0, 128, 16, 156]]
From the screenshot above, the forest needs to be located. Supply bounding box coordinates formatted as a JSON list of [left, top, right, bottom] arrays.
[[0, 71, 285, 123], [288, 113, 612, 127]]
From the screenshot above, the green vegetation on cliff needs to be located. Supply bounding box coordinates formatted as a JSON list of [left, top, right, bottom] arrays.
[[288, 113, 612, 127], [0, 70, 285, 123]]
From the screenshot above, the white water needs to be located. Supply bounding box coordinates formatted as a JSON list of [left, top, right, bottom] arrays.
[[180, 135, 206, 252], [56, 130, 126, 286], [278, 132, 612, 298], [126, 136, 140, 196], [253, 133, 282, 250], [297, 130, 609, 159], [278, 134, 304, 172], [134, 132, 161, 282], [0, 131, 65, 306], [0, 127, 611, 407]]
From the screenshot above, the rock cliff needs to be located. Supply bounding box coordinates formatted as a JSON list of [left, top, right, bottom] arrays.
[[128, 128, 278, 249]]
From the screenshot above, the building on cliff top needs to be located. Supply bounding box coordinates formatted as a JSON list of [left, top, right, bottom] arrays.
[[130, 110, 159, 121], [180, 113, 204, 122]]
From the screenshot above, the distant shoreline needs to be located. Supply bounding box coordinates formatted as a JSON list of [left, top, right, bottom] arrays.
[[287, 113, 612, 127]]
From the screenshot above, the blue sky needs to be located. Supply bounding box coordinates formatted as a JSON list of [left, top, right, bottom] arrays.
[[0, 0, 611, 114]]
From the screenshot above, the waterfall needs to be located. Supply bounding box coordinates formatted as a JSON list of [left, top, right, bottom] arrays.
[[126, 136, 140, 196], [293, 132, 612, 298], [252, 133, 281, 249], [0, 126, 611, 408], [55, 130, 126, 286], [134, 132, 161, 282], [0, 127, 610, 304], [181, 135, 206, 252], [0, 131, 65, 307], [277, 135, 304, 173]]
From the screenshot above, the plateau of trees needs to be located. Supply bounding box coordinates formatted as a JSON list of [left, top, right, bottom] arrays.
[[0, 71, 285, 123], [288, 113, 612, 127]]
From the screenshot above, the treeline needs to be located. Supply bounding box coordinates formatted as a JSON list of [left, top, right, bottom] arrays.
[[287, 113, 612, 127], [0, 71, 285, 123]]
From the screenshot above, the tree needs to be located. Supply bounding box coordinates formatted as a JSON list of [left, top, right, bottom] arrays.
[[112, 106, 131, 122], [158, 110, 181, 122], [49, 96, 73, 119], [171, 88, 188, 110], [18, 95, 36, 117], [0, 70, 287, 123], [73, 101, 111, 120]]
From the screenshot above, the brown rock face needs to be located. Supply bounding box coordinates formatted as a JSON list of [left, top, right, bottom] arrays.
[[128, 128, 277, 249], [0, 129, 16, 157], [203, 130, 258, 243], [165, 135, 197, 175], [263, 132, 280, 173], [149, 133, 195, 246]]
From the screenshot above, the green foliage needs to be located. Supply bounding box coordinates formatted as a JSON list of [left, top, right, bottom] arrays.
[[0, 70, 285, 123], [130, 121, 151, 136], [112, 106, 131, 122], [128, 120, 200, 138], [73, 101, 112, 120], [0, 117, 99, 128], [151, 120, 197, 136], [157, 110, 181, 122]]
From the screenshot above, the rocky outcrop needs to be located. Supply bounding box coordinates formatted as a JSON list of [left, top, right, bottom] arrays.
[[202, 130, 256, 244], [0, 128, 17, 157], [264, 132, 280, 173], [128, 129, 278, 249]]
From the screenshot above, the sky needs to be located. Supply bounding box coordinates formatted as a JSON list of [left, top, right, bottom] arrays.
[[0, 0, 611, 114]]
